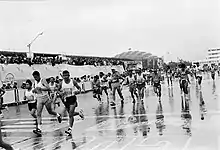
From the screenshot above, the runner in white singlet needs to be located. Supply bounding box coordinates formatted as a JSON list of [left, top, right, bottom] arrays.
[[136, 69, 146, 101], [32, 71, 62, 135], [99, 72, 109, 100], [124, 71, 138, 103], [58, 70, 84, 136], [195, 65, 203, 89], [23, 79, 38, 132], [49, 77, 59, 110]]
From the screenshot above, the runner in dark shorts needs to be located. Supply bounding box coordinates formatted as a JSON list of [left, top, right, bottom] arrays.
[[92, 75, 102, 103], [24, 79, 37, 122], [58, 70, 84, 136]]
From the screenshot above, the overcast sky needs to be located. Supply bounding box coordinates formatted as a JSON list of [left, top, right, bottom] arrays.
[[0, 0, 219, 61]]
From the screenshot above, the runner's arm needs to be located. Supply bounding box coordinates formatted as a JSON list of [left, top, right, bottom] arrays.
[[73, 79, 81, 92], [23, 91, 26, 100], [117, 73, 125, 82], [0, 88, 5, 97], [186, 71, 191, 84], [123, 77, 128, 85], [40, 79, 51, 91], [56, 82, 64, 96]]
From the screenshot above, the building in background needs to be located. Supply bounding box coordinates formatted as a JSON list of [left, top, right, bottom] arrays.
[[115, 50, 163, 70], [193, 48, 220, 66]]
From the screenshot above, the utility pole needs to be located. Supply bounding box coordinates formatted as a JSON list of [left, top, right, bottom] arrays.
[[27, 32, 44, 59]]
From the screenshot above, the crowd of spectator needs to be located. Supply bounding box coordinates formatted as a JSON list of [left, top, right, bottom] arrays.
[[0, 51, 126, 67]]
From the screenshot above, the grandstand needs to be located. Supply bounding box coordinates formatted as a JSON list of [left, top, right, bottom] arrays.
[[0, 50, 128, 88], [0, 50, 132, 66], [115, 50, 163, 69]]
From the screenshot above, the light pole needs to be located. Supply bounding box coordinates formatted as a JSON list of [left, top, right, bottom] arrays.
[[27, 32, 44, 58]]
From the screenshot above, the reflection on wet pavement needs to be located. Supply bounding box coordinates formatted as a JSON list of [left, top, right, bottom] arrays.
[[1, 78, 220, 149]]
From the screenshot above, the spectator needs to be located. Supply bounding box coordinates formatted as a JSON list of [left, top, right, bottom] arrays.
[[0, 51, 127, 67]]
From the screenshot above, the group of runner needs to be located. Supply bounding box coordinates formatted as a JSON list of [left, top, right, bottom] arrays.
[[26, 70, 85, 136], [0, 62, 218, 149], [92, 68, 164, 106]]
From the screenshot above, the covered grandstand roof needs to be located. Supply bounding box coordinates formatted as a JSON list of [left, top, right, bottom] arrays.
[[114, 51, 159, 60]]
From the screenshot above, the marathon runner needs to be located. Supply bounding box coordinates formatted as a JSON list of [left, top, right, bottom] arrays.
[[0, 84, 6, 118], [136, 69, 146, 101], [124, 70, 138, 103], [210, 66, 216, 81], [32, 71, 62, 135], [152, 70, 162, 102], [178, 63, 191, 95], [109, 69, 124, 107], [57, 70, 84, 136], [166, 66, 173, 87], [49, 77, 59, 110], [99, 72, 109, 101], [195, 64, 203, 89], [92, 75, 102, 103], [23, 79, 37, 126]]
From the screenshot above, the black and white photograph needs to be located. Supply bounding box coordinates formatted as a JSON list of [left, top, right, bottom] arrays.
[[0, 0, 219, 149]]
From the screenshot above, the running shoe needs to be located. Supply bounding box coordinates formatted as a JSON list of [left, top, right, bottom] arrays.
[[33, 128, 42, 135], [57, 114, 62, 123], [201, 114, 204, 120], [65, 128, 72, 136], [79, 109, 84, 120], [143, 130, 147, 137], [110, 101, 116, 107]]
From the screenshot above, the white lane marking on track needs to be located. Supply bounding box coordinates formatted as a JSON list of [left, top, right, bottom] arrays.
[[14, 136, 72, 149], [84, 110, 220, 119], [90, 143, 102, 150], [26, 137, 65, 150], [36, 137, 67, 150], [101, 141, 117, 150], [161, 141, 172, 150], [2, 119, 82, 133], [4, 137, 31, 145], [12, 120, 66, 125], [2, 129, 35, 133], [17, 140, 43, 150], [24, 140, 48, 150], [1, 116, 70, 122], [74, 136, 96, 149], [120, 138, 137, 150], [138, 140, 172, 150], [181, 137, 192, 150]]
